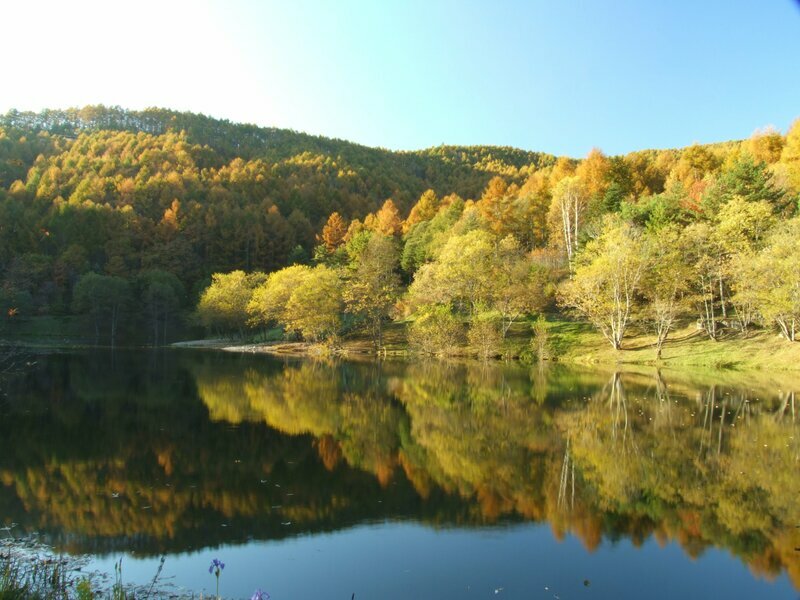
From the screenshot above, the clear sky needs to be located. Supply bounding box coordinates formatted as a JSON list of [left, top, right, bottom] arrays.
[[2, 0, 799, 156]]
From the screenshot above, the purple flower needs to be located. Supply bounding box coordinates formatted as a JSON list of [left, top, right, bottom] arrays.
[[209, 558, 225, 574], [251, 589, 270, 600]]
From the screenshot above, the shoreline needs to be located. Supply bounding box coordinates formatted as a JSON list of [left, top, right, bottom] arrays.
[[169, 322, 800, 372]]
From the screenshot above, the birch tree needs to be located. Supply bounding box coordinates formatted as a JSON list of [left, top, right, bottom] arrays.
[[559, 216, 647, 350]]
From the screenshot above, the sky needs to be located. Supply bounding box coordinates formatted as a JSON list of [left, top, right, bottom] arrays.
[[1, 0, 799, 157]]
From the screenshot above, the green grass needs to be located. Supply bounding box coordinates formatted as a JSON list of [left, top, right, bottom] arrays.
[[538, 317, 800, 371]]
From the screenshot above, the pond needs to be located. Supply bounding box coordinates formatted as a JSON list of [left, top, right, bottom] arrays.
[[1, 349, 798, 599]]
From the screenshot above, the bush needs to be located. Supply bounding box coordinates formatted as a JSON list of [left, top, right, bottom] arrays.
[[408, 305, 464, 356], [530, 315, 552, 361], [468, 311, 503, 359]]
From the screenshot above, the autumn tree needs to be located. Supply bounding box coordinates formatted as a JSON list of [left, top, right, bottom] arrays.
[[320, 212, 348, 252], [372, 199, 403, 236], [491, 235, 550, 336], [408, 305, 464, 356], [559, 216, 647, 350], [247, 265, 312, 329], [748, 127, 784, 164], [342, 233, 402, 349], [549, 176, 587, 269], [403, 189, 440, 233], [641, 226, 692, 358], [780, 118, 800, 193], [407, 229, 494, 314], [477, 176, 515, 237], [284, 265, 343, 342], [197, 270, 267, 337], [740, 218, 800, 341]]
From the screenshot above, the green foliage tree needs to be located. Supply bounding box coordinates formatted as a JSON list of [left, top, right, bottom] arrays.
[[641, 226, 692, 358], [137, 270, 184, 345], [247, 265, 313, 329], [467, 310, 503, 359], [408, 305, 464, 356], [72, 272, 131, 345], [342, 233, 402, 349], [197, 270, 267, 337], [559, 216, 647, 350], [284, 266, 343, 342]]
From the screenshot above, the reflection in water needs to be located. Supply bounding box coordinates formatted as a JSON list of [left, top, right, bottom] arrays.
[[0, 351, 798, 590]]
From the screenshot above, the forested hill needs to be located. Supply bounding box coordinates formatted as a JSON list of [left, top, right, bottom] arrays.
[[1, 105, 797, 346], [0, 105, 555, 202]]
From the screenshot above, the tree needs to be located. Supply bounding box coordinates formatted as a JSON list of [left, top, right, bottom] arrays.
[[477, 176, 514, 237], [320, 212, 348, 252], [342, 233, 402, 349], [559, 216, 647, 350], [372, 199, 403, 236], [468, 310, 503, 359], [408, 305, 464, 356], [491, 235, 549, 337], [138, 270, 184, 345], [197, 270, 266, 337], [247, 265, 313, 329], [549, 176, 587, 269], [703, 152, 786, 214], [407, 229, 494, 314], [682, 222, 722, 340], [780, 118, 800, 193], [403, 189, 440, 233], [283, 265, 343, 342], [642, 226, 692, 358], [748, 127, 784, 164], [575, 148, 611, 207], [748, 219, 800, 341], [72, 272, 131, 346]]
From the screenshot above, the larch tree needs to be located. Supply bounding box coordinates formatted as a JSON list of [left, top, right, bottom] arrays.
[[403, 189, 440, 233], [320, 212, 349, 252], [780, 118, 800, 193], [748, 126, 785, 164], [373, 199, 403, 236]]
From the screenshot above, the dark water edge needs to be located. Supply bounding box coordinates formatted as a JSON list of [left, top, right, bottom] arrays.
[[1, 349, 798, 599]]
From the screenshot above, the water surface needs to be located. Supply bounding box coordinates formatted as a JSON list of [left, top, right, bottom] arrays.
[[1, 350, 798, 598]]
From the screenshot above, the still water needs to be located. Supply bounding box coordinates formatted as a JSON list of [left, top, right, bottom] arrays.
[[1, 350, 798, 599]]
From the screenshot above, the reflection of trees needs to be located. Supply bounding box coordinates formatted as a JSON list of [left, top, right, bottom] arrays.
[[1, 352, 799, 588], [558, 370, 800, 587]]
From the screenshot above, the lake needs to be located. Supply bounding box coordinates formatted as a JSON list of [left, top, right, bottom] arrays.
[[1, 349, 798, 599]]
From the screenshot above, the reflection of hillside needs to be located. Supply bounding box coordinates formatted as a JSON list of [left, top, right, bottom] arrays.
[[0, 351, 798, 588]]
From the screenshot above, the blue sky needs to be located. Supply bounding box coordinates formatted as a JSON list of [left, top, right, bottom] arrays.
[[2, 0, 799, 156]]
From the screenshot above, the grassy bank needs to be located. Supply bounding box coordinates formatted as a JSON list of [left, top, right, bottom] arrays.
[[541, 318, 800, 370]]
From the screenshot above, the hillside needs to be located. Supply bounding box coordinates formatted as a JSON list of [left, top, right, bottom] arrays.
[[1, 105, 797, 349]]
